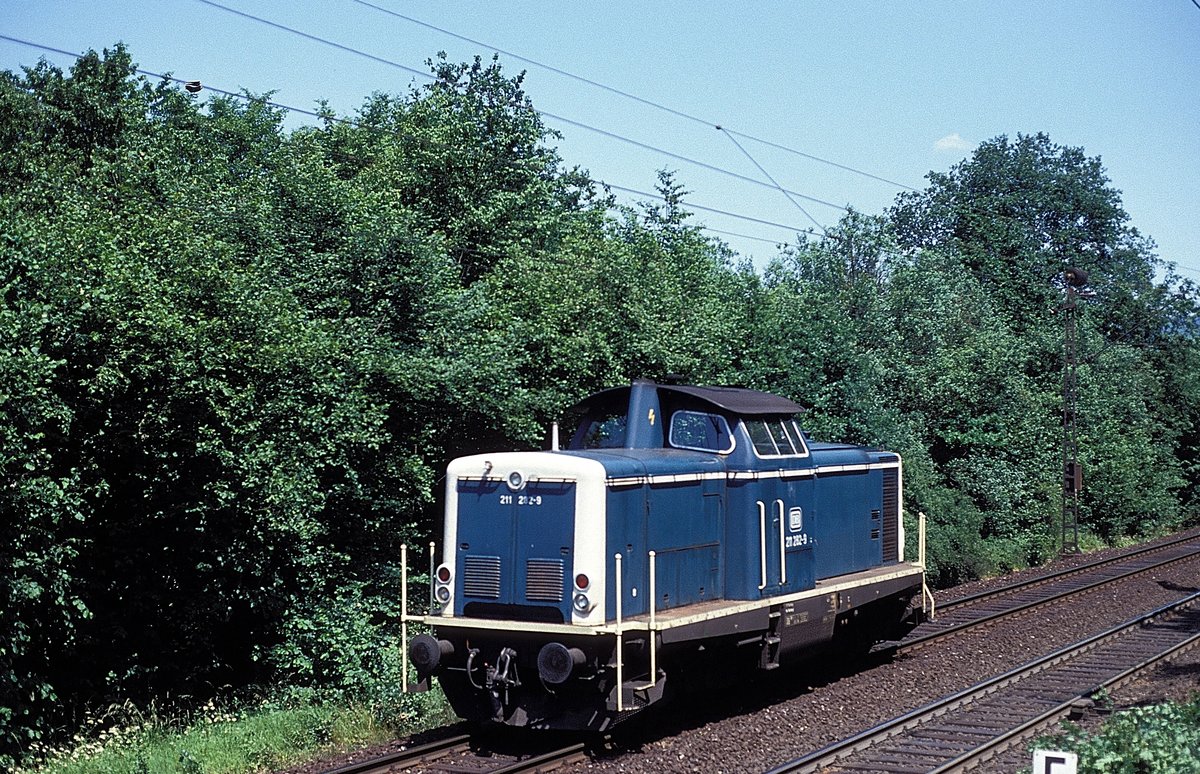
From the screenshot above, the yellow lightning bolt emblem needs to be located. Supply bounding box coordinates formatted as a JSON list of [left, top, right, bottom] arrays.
[[648, 408, 656, 425]]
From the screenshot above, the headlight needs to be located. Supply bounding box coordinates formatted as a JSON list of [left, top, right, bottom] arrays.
[[572, 592, 591, 613]]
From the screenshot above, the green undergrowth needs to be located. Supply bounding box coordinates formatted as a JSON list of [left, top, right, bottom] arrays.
[[1030, 694, 1200, 773], [23, 688, 454, 774]]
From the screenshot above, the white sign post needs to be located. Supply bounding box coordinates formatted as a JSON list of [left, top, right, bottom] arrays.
[[1032, 750, 1078, 774]]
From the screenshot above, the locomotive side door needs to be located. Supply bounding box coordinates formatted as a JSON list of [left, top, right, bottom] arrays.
[[746, 419, 816, 598], [753, 470, 815, 597], [779, 464, 816, 591]]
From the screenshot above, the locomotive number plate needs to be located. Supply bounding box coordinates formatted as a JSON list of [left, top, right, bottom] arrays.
[[499, 494, 543, 506]]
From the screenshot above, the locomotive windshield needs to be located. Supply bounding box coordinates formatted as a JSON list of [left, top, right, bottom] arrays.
[[668, 410, 734, 453], [567, 389, 630, 449], [579, 410, 626, 449], [746, 418, 809, 457]]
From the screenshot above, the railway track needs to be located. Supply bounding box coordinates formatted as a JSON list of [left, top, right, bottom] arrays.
[[319, 530, 1200, 774], [320, 732, 590, 774], [897, 528, 1200, 651], [768, 591, 1200, 773]]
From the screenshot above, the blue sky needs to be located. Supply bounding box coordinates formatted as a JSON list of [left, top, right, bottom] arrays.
[[3, 1, 1198, 278]]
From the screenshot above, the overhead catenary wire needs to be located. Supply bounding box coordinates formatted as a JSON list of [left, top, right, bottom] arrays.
[[5, 32, 1198, 279], [0, 33, 350, 126], [541, 113, 848, 214], [182, 2, 1071, 264], [0, 33, 816, 251], [334, 0, 1200, 284], [192, 0, 850, 217], [187, 1, 1086, 264], [605, 183, 815, 234], [718, 126, 827, 235], [346, 0, 919, 193]]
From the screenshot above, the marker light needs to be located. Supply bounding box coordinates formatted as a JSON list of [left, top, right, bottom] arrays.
[[436, 565, 451, 583], [574, 573, 589, 590]]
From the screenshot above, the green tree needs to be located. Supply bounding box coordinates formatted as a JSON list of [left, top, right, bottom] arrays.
[[888, 132, 1195, 557]]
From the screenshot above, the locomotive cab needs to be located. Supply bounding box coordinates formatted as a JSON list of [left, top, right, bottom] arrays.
[[409, 380, 927, 731]]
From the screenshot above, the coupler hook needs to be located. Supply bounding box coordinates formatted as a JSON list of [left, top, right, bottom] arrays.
[[492, 647, 520, 689]]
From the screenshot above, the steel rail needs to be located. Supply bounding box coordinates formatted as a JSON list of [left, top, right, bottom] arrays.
[[487, 741, 590, 773], [319, 733, 471, 774], [934, 528, 1200, 614], [767, 591, 1200, 774], [319, 733, 591, 774], [898, 532, 1200, 651]]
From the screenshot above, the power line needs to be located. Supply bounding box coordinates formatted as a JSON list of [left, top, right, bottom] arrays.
[[719, 126, 827, 235], [541, 113, 848, 213], [605, 183, 812, 234], [339, 1, 1200, 276], [347, 0, 919, 193], [0, 34, 818, 249], [195, 0, 430, 82], [7, 33, 1191, 281], [722, 129, 920, 192], [194, 0, 850, 216], [0, 33, 346, 126], [703, 227, 797, 248]]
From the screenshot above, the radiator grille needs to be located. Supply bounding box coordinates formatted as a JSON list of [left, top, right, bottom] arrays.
[[525, 559, 565, 602], [881, 468, 900, 562], [463, 555, 501, 598]]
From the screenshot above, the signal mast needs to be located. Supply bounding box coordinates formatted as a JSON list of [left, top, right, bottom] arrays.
[[1061, 266, 1091, 555]]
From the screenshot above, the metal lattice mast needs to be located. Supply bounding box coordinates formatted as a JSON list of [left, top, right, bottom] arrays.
[[1061, 268, 1088, 555]]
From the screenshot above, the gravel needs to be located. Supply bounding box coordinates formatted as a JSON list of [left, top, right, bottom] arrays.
[[578, 551, 1200, 773], [278, 532, 1200, 774]]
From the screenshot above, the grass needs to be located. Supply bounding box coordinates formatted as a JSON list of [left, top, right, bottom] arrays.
[[23, 689, 456, 774]]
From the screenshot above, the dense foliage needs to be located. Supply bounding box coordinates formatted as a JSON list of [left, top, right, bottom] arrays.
[[1036, 696, 1200, 773], [1, 45, 1197, 766]]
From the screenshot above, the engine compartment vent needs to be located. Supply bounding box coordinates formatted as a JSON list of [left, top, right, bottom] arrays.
[[882, 469, 899, 562], [525, 558, 565, 602], [463, 555, 502, 598]]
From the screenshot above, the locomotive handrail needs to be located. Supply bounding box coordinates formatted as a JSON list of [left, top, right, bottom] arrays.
[[401, 543, 409, 693], [917, 512, 935, 619], [614, 552, 624, 712], [758, 501, 768, 590], [648, 550, 658, 689], [427, 541, 436, 615], [776, 499, 787, 585]]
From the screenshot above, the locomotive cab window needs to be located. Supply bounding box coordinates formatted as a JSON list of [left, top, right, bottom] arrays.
[[746, 418, 810, 458], [577, 410, 627, 449], [669, 410, 734, 454], [567, 392, 630, 450]]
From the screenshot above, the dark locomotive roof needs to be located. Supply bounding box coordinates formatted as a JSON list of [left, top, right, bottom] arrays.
[[570, 379, 803, 417], [658, 383, 803, 415]]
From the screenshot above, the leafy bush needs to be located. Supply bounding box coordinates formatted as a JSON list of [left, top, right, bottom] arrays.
[[1034, 696, 1200, 773]]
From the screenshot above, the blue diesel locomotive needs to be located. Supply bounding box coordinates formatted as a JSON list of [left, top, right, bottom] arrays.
[[407, 379, 927, 730]]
